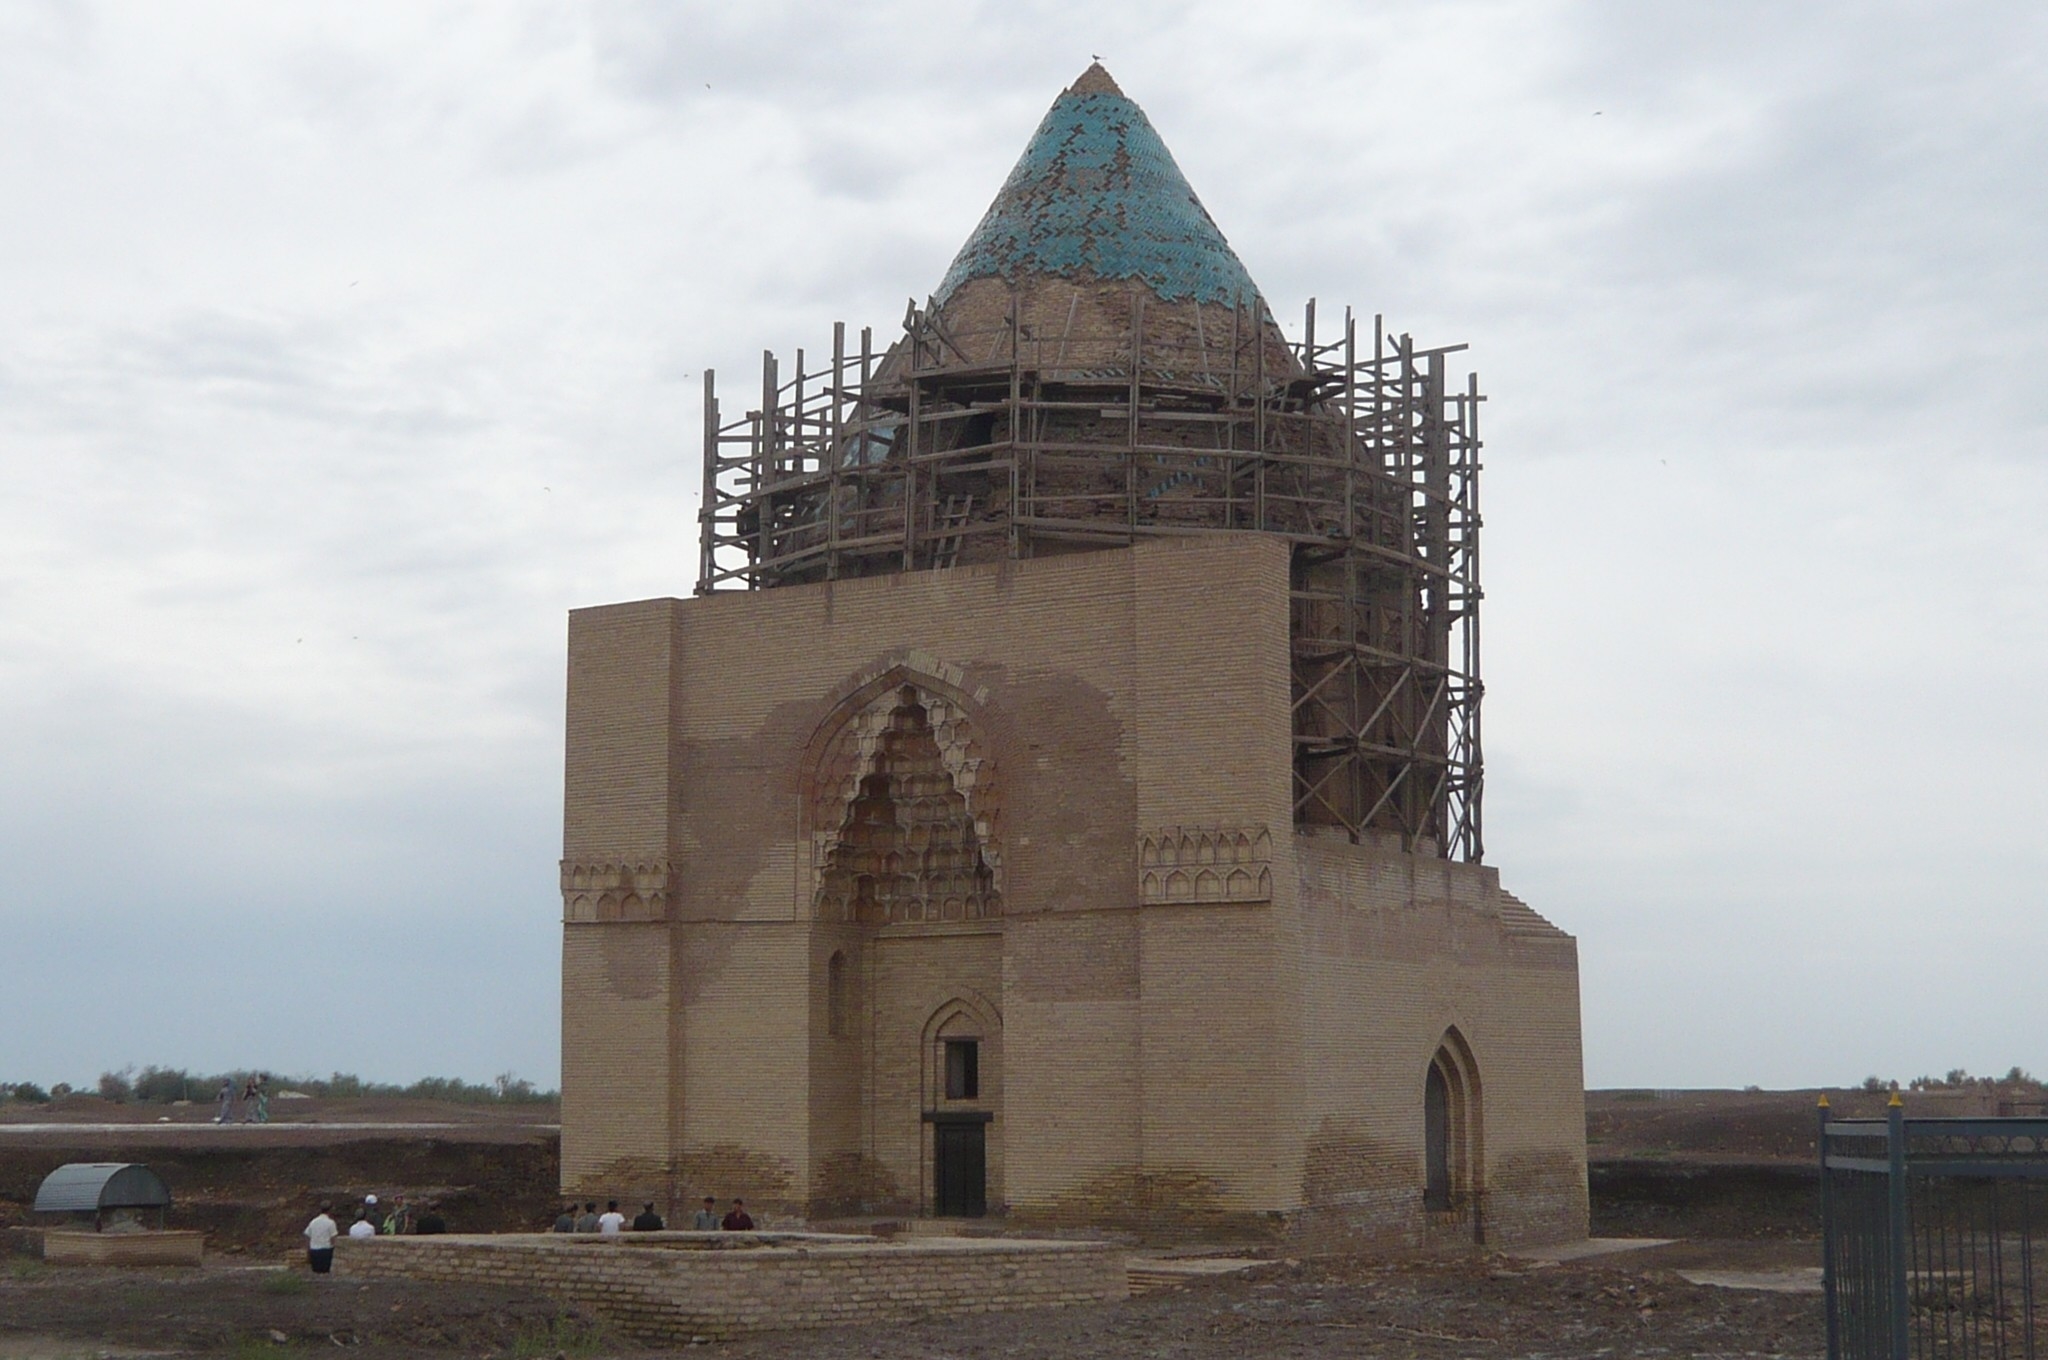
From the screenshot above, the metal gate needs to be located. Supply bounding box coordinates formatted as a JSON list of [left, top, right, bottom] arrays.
[[1822, 1098, 2048, 1360]]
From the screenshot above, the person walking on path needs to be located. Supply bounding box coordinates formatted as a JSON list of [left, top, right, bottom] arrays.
[[213, 1079, 234, 1124], [241, 1073, 270, 1124], [720, 1199, 754, 1231], [632, 1202, 664, 1231], [690, 1197, 719, 1231], [304, 1205, 340, 1274]]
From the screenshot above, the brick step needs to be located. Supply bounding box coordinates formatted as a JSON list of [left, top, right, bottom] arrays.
[[1495, 892, 1569, 940], [1126, 1268, 1186, 1296], [1126, 1257, 1265, 1295]]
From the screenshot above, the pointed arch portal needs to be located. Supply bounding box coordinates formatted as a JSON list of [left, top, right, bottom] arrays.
[[814, 684, 1001, 925], [1423, 1028, 1483, 1237]]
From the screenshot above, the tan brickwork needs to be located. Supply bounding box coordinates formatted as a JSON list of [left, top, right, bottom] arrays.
[[560, 924, 674, 1194], [42, 1230, 204, 1266], [1289, 839, 1589, 1250], [560, 599, 686, 1194], [333, 1233, 1124, 1342], [561, 535, 1587, 1247]]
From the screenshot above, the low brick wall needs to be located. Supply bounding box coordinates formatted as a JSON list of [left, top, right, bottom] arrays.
[[332, 1231, 1126, 1342]]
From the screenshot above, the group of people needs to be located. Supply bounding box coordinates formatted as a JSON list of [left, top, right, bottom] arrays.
[[304, 1189, 759, 1275], [551, 1196, 754, 1234], [214, 1073, 270, 1124], [302, 1192, 446, 1274]]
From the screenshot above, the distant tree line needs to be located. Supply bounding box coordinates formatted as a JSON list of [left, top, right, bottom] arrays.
[[0, 1067, 556, 1106], [1860, 1066, 2042, 1093]]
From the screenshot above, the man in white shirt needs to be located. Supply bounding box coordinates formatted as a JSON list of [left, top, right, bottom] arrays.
[[347, 1210, 377, 1240], [597, 1200, 627, 1235], [304, 1204, 340, 1274]]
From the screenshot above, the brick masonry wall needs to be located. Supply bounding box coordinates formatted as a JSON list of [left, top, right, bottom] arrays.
[[560, 536, 1587, 1250], [561, 600, 684, 1192], [332, 1233, 1125, 1343], [561, 924, 674, 1194], [1287, 838, 1589, 1251], [563, 538, 1299, 1221], [860, 926, 1005, 1213]]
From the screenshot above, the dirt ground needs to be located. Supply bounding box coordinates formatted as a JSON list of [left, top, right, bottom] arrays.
[[0, 1098, 561, 1252], [0, 1249, 1823, 1360], [1586, 1086, 1903, 1163], [0, 1089, 1836, 1358]]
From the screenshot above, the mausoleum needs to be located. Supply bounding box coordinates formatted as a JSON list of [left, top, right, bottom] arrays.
[[559, 64, 1587, 1249]]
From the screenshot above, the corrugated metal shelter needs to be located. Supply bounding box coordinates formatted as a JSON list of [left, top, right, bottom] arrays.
[[33, 1162, 172, 1228]]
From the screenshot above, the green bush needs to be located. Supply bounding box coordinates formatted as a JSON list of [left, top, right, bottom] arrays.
[[133, 1066, 195, 1104], [260, 1270, 311, 1297], [2, 1082, 50, 1103], [96, 1069, 133, 1103], [226, 1337, 296, 1359], [511, 1315, 608, 1359]]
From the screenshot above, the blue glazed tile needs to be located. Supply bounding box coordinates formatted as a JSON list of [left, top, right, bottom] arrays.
[[934, 80, 1262, 308]]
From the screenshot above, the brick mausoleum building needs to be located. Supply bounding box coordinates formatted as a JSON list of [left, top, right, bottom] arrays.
[[559, 65, 1588, 1249]]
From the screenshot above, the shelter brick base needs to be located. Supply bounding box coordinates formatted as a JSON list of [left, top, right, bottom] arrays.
[[42, 1229, 205, 1266]]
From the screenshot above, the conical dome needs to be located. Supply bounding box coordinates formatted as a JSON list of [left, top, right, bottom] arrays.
[[898, 64, 1296, 385], [933, 64, 1263, 308]]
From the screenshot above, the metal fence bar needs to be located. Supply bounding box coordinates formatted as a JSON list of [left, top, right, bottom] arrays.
[[1835, 1097, 1851, 1360], [1893, 1097, 1914, 1360], [1827, 1107, 2048, 1360]]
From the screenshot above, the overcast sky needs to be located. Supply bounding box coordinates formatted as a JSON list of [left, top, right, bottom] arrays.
[[3, 1, 2043, 1093]]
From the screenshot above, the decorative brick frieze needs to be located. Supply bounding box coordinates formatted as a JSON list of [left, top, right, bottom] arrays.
[[561, 858, 676, 922], [1139, 826, 1274, 904]]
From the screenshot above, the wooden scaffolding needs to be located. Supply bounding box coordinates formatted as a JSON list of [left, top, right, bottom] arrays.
[[696, 287, 1484, 861]]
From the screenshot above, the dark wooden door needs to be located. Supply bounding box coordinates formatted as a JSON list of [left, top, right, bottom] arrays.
[[1424, 1063, 1451, 1210], [933, 1121, 987, 1217]]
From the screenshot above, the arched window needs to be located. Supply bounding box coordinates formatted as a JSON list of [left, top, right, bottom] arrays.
[[827, 951, 849, 1038]]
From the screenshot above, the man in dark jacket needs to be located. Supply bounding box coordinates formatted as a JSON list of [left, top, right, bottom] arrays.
[[632, 1202, 665, 1231], [720, 1199, 754, 1231]]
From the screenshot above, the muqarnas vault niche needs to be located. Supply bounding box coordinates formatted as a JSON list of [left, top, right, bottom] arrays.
[[815, 685, 1001, 925]]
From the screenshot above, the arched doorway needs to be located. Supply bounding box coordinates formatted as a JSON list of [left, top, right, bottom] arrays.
[[921, 997, 1000, 1218], [1423, 1029, 1483, 1239]]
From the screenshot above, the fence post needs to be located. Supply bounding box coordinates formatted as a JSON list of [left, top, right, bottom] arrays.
[[1887, 1090, 1909, 1360], [1819, 1094, 1840, 1360]]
